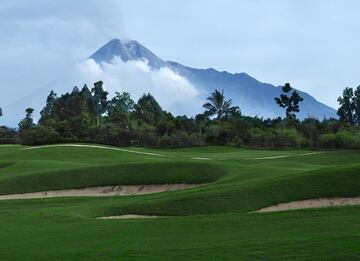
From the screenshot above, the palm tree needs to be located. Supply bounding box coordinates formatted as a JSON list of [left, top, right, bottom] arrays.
[[203, 89, 240, 120]]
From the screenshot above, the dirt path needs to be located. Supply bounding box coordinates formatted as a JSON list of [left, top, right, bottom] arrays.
[[256, 197, 360, 212], [0, 184, 200, 201], [22, 144, 165, 157]]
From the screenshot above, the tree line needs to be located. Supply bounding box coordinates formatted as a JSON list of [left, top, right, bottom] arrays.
[[0, 81, 360, 149]]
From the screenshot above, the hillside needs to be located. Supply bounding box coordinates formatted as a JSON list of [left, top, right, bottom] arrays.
[[0, 145, 359, 259]]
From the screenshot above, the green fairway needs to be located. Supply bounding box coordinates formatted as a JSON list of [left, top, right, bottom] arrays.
[[0, 144, 359, 260]]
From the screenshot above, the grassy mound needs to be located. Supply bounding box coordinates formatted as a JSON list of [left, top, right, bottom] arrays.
[[0, 162, 226, 195], [107, 163, 360, 216]]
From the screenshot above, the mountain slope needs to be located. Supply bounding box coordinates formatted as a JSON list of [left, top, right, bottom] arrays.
[[167, 62, 336, 119], [91, 38, 337, 119]]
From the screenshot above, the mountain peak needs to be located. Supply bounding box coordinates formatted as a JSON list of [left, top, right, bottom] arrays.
[[89, 38, 166, 68], [107, 38, 139, 46]]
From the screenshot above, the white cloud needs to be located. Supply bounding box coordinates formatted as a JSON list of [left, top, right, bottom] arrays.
[[73, 57, 202, 114]]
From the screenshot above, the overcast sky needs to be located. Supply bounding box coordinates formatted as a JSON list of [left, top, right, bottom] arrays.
[[1, 0, 360, 109]]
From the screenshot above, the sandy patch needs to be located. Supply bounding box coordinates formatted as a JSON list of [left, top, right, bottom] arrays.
[[22, 144, 164, 157], [0, 184, 200, 201], [96, 215, 161, 220], [245, 152, 324, 160], [256, 197, 360, 212]]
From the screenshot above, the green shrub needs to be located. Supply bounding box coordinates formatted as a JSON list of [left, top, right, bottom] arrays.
[[21, 126, 61, 145], [159, 131, 200, 148], [276, 128, 305, 148], [0, 126, 18, 144], [335, 130, 360, 149], [92, 124, 133, 147], [319, 133, 337, 149], [158, 134, 175, 148], [246, 127, 305, 148]]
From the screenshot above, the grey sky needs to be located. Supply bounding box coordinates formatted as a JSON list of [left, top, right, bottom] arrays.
[[1, 0, 360, 109]]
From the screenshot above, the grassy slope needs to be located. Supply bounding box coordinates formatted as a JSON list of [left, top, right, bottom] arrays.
[[0, 162, 225, 195], [0, 145, 359, 260]]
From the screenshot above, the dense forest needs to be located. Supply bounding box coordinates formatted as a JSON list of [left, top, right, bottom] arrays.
[[1, 81, 360, 149]]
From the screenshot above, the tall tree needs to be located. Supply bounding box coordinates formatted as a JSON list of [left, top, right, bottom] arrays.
[[72, 86, 80, 94], [134, 93, 163, 125], [354, 86, 360, 126], [81, 84, 92, 99], [40, 90, 57, 117], [108, 92, 135, 115], [0, 106, 2, 128], [107, 92, 135, 128], [275, 83, 304, 119], [203, 89, 240, 120], [157, 112, 175, 136], [337, 87, 355, 125], [81, 84, 96, 119], [91, 81, 108, 125], [195, 113, 208, 140], [19, 108, 35, 133]]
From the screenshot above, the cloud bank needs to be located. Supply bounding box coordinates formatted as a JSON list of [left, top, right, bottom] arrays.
[[1, 52, 204, 127], [73, 58, 203, 115]]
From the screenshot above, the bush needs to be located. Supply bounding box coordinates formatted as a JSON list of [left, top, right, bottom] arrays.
[[204, 125, 221, 144], [319, 130, 360, 149], [21, 126, 61, 145], [91, 123, 133, 147], [136, 131, 158, 147], [158, 131, 200, 148], [319, 133, 337, 149], [335, 130, 360, 149], [247, 128, 267, 148], [246, 128, 305, 148], [158, 134, 175, 148], [0, 126, 19, 144], [276, 128, 305, 148], [172, 131, 200, 147]]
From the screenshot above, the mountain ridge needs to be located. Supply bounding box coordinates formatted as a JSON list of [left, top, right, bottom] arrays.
[[89, 38, 336, 119]]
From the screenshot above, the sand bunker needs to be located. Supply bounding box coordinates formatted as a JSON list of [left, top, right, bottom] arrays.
[[0, 184, 200, 201], [256, 197, 360, 212], [96, 215, 161, 220]]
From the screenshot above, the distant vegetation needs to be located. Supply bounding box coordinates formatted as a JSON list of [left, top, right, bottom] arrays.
[[0, 82, 360, 149]]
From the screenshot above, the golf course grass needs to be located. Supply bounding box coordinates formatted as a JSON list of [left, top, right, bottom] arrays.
[[0, 144, 359, 260]]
